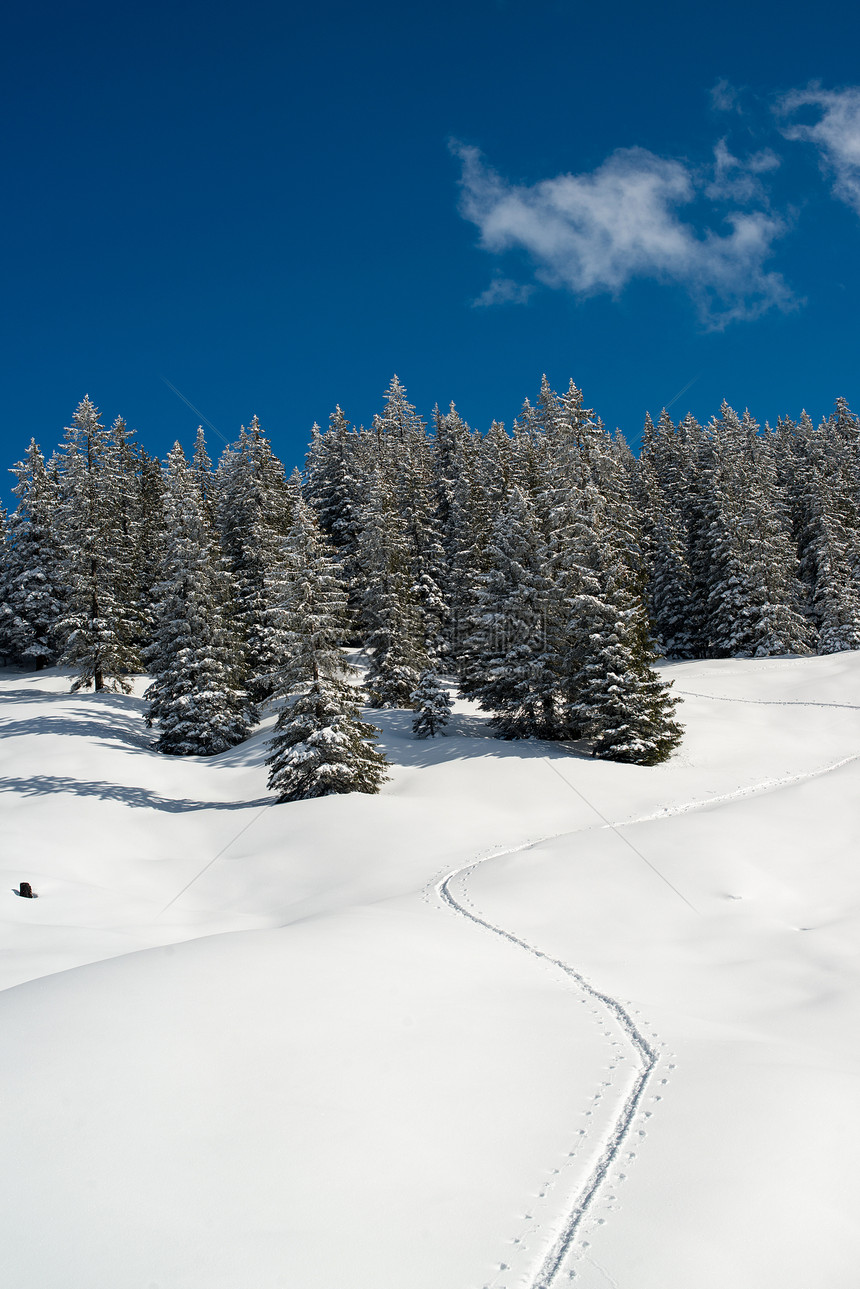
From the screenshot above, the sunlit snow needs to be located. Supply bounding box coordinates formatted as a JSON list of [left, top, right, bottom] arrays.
[[1, 654, 858, 1288]]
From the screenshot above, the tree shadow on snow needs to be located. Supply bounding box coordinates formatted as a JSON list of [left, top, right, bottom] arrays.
[[0, 774, 270, 813], [370, 708, 591, 769], [0, 713, 152, 751], [0, 694, 272, 769]]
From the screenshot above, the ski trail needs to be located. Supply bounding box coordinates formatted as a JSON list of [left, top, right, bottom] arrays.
[[439, 855, 656, 1288], [675, 688, 860, 712], [433, 716, 860, 1288]]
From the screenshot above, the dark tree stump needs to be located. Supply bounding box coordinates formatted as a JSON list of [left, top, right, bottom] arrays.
[[19, 882, 34, 898]]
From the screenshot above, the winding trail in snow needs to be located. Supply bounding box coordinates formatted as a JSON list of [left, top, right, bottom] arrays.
[[435, 689, 860, 1288], [439, 852, 657, 1289]]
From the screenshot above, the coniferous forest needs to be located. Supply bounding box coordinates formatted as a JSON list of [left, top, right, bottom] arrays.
[[2, 375, 859, 798]]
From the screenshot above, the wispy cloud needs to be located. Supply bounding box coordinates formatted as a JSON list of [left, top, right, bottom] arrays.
[[452, 140, 792, 328], [710, 78, 744, 115], [777, 84, 860, 215], [705, 139, 780, 204], [472, 276, 535, 308]]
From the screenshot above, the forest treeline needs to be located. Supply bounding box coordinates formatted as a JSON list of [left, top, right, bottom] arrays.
[[1, 376, 857, 795]]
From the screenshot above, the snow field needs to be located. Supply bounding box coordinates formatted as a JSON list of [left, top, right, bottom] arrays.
[[1, 653, 859, 1287]]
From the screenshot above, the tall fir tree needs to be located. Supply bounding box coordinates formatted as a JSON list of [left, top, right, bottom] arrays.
[[355, 467, 429, 707], [570, 576, 684, 763], [145, 444, 254, 754], [702, 405, 814, 657], [214, 416, 294, 701], [462, 487, 559, 739], [56, 397, 140, 691], [411, 668, 453, 738], [2, 440, 65, 667], [266, 498, 388, 800]]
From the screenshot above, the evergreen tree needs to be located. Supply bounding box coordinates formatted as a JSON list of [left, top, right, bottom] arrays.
[[355, 468, 428, 707], [636, 454, 697, 657], [2, 440, 65, 667], [702, 405, 814, 657], [0, 508, 14, 661], [411, 668, 453, 737], [215, 416, 294, 701], [133, 449, 167, 651], [462, 487, 558, 739], [304, 406, 363, 564], [104, 414, 147, 656], [796, 430, 860, 652], [192, 425, 216, 523], [145, 444, 254, 754], [56, 397, 139, 691], [266, 498, 388, 800], [570, 559, 684, 765]]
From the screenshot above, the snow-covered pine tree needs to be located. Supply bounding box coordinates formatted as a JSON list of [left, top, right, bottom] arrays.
[[533, 401, 685, 763], [265, 497, 387, 800], [145, 444, 254, 754], [355, 467, 428, 707], [2, 440, 65, 667], [432, 403, 471, 658], [104, 414, 147, 658], [702, 405, 814, 657], [635, 453, 697, 658], [304, 406, 363, 562], [192, 425, 216, 523], [570, 557, 684, 765], [511, 377, 555, 513], [133, 449, 167, 650], [411, 668, 453, 737], [462, 486, 559, 739], [0, 508, 15, 662], [370, 377, 449, 660], [56, 397, 140, 691], [405, 486, 448, 663], [443, 429, 498, 676], [214, 416, 294, 701], [794, 417, 860, 652]]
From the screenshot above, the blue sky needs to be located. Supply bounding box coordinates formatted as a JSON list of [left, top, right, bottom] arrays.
[[3, 0, 860, 494]]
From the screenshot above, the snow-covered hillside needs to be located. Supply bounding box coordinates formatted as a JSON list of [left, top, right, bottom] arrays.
[[1, 655, 859, 1288]]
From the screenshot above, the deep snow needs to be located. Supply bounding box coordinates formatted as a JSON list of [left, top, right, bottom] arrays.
[[1, 655, 859, 1288]]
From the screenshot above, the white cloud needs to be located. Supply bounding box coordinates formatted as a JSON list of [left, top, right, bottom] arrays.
[[710, 78, 744, 114], [452, 140, 792, 328], [472, 276, 535, 308], [778, 84, 860, 215], [705, 139, 780, 204]]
